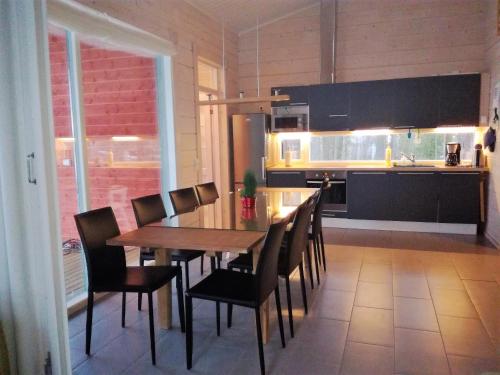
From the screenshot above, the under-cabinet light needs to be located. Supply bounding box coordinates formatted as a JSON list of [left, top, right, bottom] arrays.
[[276, 132, 310, 142], [57, 137, 75, 142], [111, 136, 141, 142], [433, 126, 476, 134], [351, 129, 393, 136]]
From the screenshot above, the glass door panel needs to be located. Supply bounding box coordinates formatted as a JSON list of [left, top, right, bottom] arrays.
[[48, 27, 86, 302]]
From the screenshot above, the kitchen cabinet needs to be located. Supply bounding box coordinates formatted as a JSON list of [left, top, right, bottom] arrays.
[[393, 77, 440, 129], [347, 172, 393, 220], [390, 172, 439, 221], [349, 80, 395, 129], [270, 86, 309, 107], [309, 83, 350, 131], [438, 74, 481, 126], [438, 172, 480, 223], [267, 171, 306, 187]]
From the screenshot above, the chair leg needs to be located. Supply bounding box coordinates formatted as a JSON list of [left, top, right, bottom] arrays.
[[121, 292, 126, 327], [315, 235, 322, 267], [216, 301, 221, 336], [285, 276, 294, 338], [200, 254, 204, 275], [185, 260, 190, 290], [305, 242, 314, 290], [254, 307, 265, 375], [138, 255, 145, 311], [275, 287, 285, 348], [210, 256, 216, 272], [176, 270, 186, 332], [312, 239, 321, 286], [227, 303, 233, 328], [216, 254, 221, 269], [85, 291, 94, 355], [320, 230, 327, 272], [186, 295, 193, 370], [147, 292, 156, 365], [299, 262, 308, 315]]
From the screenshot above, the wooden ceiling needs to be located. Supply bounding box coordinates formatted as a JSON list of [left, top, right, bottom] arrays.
[[185, 0, 319, 34]]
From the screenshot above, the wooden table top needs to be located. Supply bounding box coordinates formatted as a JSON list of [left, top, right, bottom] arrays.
[[107, 226, 265, 253]]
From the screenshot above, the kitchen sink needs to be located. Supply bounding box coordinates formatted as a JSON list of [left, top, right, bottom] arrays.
[[392, 163, 436, 168]]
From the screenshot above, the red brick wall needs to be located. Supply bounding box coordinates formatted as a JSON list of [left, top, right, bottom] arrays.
[[49, 33, 161, 242]]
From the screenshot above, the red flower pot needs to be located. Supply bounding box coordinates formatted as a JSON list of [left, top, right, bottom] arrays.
[[241, 196, 256, 208], [241, 207, 256, 220]]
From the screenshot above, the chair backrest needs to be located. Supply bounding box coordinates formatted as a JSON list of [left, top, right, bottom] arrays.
[[131, 194, 167, 228], [283, 196, 316, 274], [74, 207, 126, 290], [169, 187, 199, 216], [254, 218, 289, 304], [195, 182, 219, 205]]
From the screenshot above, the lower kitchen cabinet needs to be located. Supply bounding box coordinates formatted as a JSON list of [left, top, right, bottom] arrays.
[[267, 171, 306, 187], [347, 172, 393, 220], [438, 173, 480, 224], [390, 172, 439, 222]]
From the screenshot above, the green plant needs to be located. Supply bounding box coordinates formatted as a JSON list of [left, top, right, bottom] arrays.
[[240, 169, 257, 198]]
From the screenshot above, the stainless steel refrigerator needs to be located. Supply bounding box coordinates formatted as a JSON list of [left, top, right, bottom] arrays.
[[231, 113, 270, 190]]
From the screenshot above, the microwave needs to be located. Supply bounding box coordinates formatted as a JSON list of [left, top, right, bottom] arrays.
[[271, 105, 309, 132]]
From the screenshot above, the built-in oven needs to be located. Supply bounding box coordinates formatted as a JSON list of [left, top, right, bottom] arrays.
[[271, 105, 309, 132], [305, 170, 347, 217]]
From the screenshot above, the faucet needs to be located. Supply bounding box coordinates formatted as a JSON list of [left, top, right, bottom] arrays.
[[400, 152, 416, 164]]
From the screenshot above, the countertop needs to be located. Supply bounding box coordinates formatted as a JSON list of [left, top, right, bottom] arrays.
[[267, 163, 488, 173]]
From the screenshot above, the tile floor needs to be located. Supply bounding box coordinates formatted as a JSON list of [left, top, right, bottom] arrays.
[[69, 228, 500, 375]]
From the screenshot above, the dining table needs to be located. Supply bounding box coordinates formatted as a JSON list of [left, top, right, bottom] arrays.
[[107, 187, 317, 343]]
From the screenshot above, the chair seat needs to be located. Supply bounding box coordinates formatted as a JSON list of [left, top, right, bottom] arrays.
[[186, 269, 257, 307], [227, 253, 253, 271], [140, 249, 205, 262], [93, 265, 180, 293]]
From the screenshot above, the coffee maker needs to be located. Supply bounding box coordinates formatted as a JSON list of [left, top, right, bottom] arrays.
[[445, 142, 461, 166]]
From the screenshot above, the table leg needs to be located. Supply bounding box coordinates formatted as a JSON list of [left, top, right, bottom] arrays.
[[253, 249, 270, 344], [155, 248, 172, 329]]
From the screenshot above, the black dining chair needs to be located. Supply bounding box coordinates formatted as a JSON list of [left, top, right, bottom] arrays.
[[309, 181, 328, 273], [74, 207, 185, 365], [131, 194, 205, 309], [185, 219, 288, 375], [194, 182, 219, 205], [278, 197, 316, 338], [170, 186, 221, 271]]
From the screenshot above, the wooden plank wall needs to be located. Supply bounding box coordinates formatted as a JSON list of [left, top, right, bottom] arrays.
[[484, 0, 500, 247], [76, 0, 239, 227]]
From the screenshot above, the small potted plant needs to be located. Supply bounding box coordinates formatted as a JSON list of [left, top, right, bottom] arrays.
[[240, 169, 257, 208]]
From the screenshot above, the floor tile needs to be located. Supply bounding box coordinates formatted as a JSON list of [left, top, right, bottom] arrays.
[[354, 282, 393, 309], [359, 263, 392, 284], [348, 306, 394, 347], [395, 328, 450, 375], [438, 315, 497, 359], [363, 247, 393, 264], [426, 266, 465, 290], [340, 341, 394, 375], [447, 354, 500, 375], [431, 288, 478, 318], [393, 273, 431, 299], [323, 271, 360, 292], [394, 297, 439, 332], [312, 289, 355, 321]]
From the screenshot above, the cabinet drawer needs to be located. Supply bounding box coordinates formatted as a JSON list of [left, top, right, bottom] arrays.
[[267, 171, 306, 187]]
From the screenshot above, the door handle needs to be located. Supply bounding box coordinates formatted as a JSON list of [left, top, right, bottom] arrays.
[[26, 152, 37, 184], [289, 102, 307, 106], [261, 157, 266, 180], [351, 172, 386, 175], [328, 114, 348, 118]]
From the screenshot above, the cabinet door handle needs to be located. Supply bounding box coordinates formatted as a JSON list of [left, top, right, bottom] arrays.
[[397, 172, 434, 175], [351, 172, 386, 175], [328, 114, 348, 118], [26, 152, 37, 185], [393, 125, 415, 129], [261, 157, 266, 181], [270, 171, 301, 174], [441, 172, 480, 175], [289, 102, 307, 106]]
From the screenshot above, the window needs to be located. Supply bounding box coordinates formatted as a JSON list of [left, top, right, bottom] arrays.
[[281, 139, 301, 160], [310, 131, 476, 161]]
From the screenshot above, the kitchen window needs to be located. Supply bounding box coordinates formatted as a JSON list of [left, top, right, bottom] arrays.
[[309, 131, 476, 162]]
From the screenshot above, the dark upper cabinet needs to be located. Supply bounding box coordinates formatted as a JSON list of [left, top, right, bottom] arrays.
[[267, 171, 306, 187], [309, 83, 350, 131], [438, 74, 481, 126], [390, 172, 439, 222], [438, 172, 480, 224], [347, 172, 393, 220], [349, 80, 395, 129], [393, 77, 440, 129], [270, 86, 309, 107]]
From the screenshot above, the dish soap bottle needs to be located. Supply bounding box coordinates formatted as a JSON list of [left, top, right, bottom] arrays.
[[385, 144, 392, 167]]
